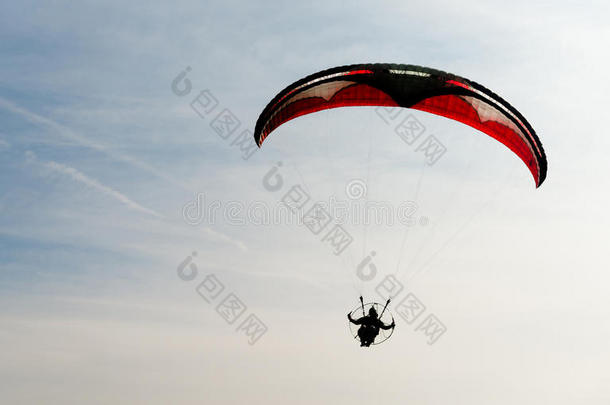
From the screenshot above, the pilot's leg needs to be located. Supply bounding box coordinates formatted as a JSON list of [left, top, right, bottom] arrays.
[[358, 327, 366, 346]]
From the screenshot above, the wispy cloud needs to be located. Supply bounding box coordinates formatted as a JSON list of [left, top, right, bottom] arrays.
[[203, 226, 247, 252], [25, 151, 164, 219], [0, 97, 191, 191]]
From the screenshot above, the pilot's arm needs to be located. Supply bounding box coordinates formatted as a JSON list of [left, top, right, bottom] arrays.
[[348, 313, 363, 325], [379, 319, 395, 330]]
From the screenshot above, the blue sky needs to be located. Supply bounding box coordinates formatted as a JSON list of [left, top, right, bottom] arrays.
[[1, 0, 609, 403]]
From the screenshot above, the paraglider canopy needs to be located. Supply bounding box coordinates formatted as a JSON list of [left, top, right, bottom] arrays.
[[254, 63, 547, 187]]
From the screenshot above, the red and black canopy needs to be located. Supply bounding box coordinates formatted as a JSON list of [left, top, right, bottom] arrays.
[[254, 63, 547, 187]]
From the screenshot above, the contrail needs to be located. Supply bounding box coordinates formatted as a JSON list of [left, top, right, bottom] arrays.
[[27, 151, 164, 219], [203, 227, 247, 252], [8, 98, 249, 250], [0, 97, 191, 191]]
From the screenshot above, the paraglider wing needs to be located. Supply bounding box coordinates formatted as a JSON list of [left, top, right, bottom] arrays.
[[254, 64, 547, 187]]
